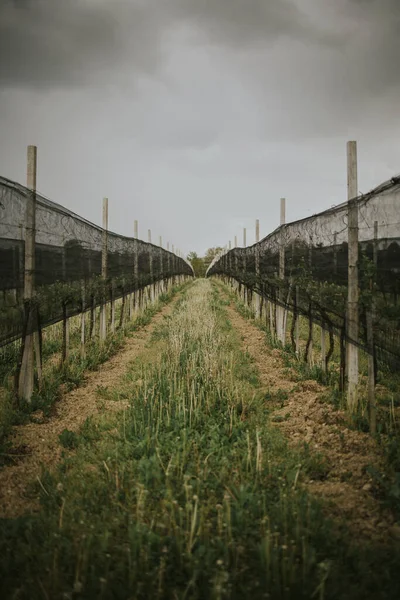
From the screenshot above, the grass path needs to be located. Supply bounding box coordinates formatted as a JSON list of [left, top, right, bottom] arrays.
[[1, 280, 399, 599]]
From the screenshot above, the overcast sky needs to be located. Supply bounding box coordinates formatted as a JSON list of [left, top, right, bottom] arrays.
[[0, 0, 399, 254]]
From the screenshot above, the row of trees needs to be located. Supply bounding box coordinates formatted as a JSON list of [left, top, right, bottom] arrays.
[[187, 247, 224, 277]]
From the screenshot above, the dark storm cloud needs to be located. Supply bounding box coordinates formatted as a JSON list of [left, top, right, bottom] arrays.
[[2, 0, 399, 101], [0, 0, 168, 88], [0, 0, 342, 89], [170, 0, 322, 46], [343, 0, 400, 92]]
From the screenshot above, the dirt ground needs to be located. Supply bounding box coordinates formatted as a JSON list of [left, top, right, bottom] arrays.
[[224, 299, 400, 544], [0, 298, 178, 519]]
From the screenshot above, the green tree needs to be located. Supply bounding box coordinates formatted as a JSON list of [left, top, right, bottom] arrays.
[[187, 252, 206, 278], [203, 247, 224, 272]]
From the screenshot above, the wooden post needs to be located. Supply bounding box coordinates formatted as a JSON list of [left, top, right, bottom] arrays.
[[100, 197, 108, 342], [111, 284, 116, 333], [148, 229, 154, 303], [243, 228, 247, 304], [255, 219, 261, 318], [166, 243, 171, 289], [307, 241, 313, 365], [347, 141, 359, 411], [295, 286, 300, 356], [367, 219, 378, 434], [159, 235, 164, 294], [18, 145, 37, 402], [278, 198, 286, 344], [134, 220, 139, 313]]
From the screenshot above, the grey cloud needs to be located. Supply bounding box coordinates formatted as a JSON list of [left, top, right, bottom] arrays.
[[331, 0, 400, 95], [169, 0, 318, 46], [0, 0, 168, 88], [0, 0, 345, 90]]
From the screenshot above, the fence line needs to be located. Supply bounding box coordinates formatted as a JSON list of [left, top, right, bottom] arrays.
[[0, 147, 193, 401], [207, 142, 400, 426]]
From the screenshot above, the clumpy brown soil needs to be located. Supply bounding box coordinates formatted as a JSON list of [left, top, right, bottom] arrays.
[[0, 299, 178, 519], [224, 300, 399, 544]]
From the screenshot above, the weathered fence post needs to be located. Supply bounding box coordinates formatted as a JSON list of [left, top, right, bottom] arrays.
[[166, 242, 171, 290], [18, 145, 38, 402], [159, 236, 164, 295], [367, 219, 378, 434], [295, 286, 300, 356], [100, 197, 108, 342], [234, 235, 239, 293], [347, 141, 359, 411], [134, 220, 139, 313], [172, 245, 175, 286], [278, 198, 286, 344], [148, 229, 154, 304], [243, 228, 247, 305], [254, 219, 261, 319]]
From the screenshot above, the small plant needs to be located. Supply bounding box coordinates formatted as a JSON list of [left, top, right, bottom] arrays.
[[58, 428, 79, 449]]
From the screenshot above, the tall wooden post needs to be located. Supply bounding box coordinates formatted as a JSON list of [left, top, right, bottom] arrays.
[[148, 229, 154, 303], [367, 220, 378, 433], [347, 141, 359, 411], [295, 286, 300, 355], [166, 243, 171, 288], [278, 198, 286, 344], [100, 197, 108, 342], [133, 220, 139, 313], [18, 145, 37, 402], [243, 228, 247, 304], [159, 236, 164, 294], [306, 242, 314, 365], [255, 219, 261, 318], [233, 235, 238, 289]]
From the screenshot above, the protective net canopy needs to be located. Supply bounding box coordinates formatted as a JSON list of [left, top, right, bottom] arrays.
[[208, 176, 400, 373], [0, 176, 193, 346]]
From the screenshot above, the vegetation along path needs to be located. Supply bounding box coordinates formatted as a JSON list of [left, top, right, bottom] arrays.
[[1, 279, 399, 599], [0, 287, 184, 519]]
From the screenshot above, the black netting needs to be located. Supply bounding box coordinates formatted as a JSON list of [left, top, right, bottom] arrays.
[[208, 176, 400, 371], [0, 176, 193, 346]]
